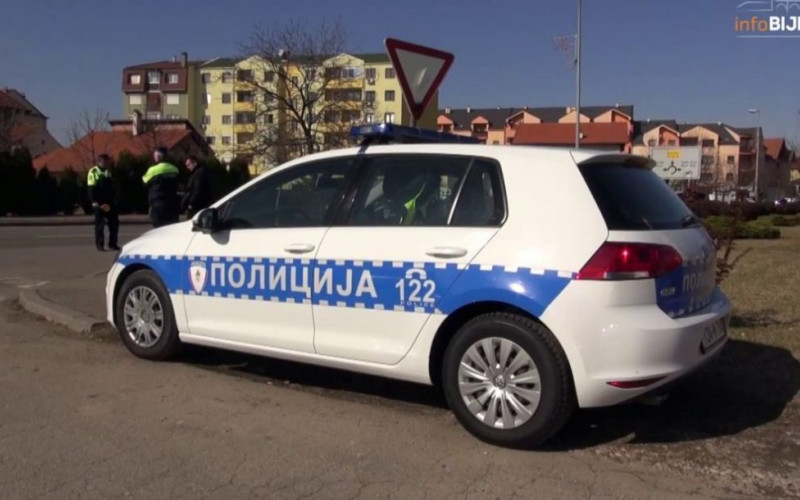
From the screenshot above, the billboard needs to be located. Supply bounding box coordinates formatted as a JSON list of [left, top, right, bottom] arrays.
[[650, 147, 702, 180]]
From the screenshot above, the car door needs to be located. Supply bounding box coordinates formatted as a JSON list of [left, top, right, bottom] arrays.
[[182, 156, 356, 352], [312, 154, 506, 365]]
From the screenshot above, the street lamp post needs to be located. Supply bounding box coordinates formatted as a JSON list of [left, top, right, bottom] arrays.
[[575, 0, 582, 149], [748, 108, 761, 201]]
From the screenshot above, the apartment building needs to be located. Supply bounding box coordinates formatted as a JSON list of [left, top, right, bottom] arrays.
[[198, 57, 239, 161], [123, 51, 438, 174], [121, 52, 204, 131]]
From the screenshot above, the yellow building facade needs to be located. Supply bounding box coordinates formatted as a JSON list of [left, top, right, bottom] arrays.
[[198, 58, 238, 162]]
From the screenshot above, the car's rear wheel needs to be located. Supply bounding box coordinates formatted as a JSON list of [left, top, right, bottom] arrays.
[[115, 269, 181, 360], [442, 312, 575, 448]]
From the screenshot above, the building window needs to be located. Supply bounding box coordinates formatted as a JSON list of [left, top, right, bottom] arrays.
[[702, 139, 715, 147], [222, 93, 232, 104], [291, 76, 299, 86], [165, 94, 180, 105], [206, 136, 215, 145], [324, 89, 361, 101], [167, 73, 179, 84], [221, 136, 232, 145], [727, 155, 735, 165], [236, 112, 256, 124], [365, 91, 376, 103], [129, 94, 143, 105], [222, 115, 232, 125], [221, 72, 233, 83], [342, 67, 359, 78], [237, 70, 253, 82], [702, 155, 715, 166], [647, 139, 656, 147], [148, 71, 160, 84], [726, 173, 734, 182], [236, 91, 254, 103], [700, 173, 713, 182], [384, 112, 395, 124], [325, 66, 342, 79], [236, 133, 254, 144], [385, 68, 396, 79], [365, 68, 376, 80], [264, 71, 275, 82], [667, 139, 676, 146], [128, 74, 141, 85], [267, 114, 274, 124], [365, 113, 375, 123], [385, 90, 395, 102], [146, 112, 161, 120], [492, 140, 500, 145], [202, 115, 211, 125], [201, 72, 211, 84]]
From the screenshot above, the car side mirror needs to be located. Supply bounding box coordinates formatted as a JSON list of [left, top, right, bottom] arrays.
[[192, 208, 219, 234]]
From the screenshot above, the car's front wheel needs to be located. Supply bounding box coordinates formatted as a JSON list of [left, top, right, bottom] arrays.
[[442, 312, 575, 448], [115, 269, 181, 360]]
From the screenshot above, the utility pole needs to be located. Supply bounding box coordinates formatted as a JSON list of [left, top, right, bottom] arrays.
[[575, 0, 582, 148], [748, 108, 762, 201]]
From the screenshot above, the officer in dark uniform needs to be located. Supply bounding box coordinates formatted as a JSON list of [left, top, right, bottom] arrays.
[[181, 155, 211, 218], [87, 154, 119, 251], [142, 147, 180, 228]]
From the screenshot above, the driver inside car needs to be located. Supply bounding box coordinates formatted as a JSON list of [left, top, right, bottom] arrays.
[[366, 168, 440, 225]]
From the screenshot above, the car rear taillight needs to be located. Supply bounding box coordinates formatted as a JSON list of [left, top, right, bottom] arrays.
[[576, 242, 682, 281]]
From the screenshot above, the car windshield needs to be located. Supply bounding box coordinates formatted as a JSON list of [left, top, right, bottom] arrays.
[[579, 163, 695, 230]]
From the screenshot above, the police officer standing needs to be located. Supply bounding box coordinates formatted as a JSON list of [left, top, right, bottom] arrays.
[[87, 154, 119, 251], [142, 147, 180, 228], [181, 156, 211, 218]]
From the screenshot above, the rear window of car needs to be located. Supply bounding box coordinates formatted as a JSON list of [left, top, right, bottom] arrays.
[[579, 163, 694, 230]]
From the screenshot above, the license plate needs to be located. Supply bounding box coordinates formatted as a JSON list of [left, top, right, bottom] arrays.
[[700, 319, 727, 352]]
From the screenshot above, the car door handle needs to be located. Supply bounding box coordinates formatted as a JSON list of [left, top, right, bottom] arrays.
[[284, 243, 316, 254], [425, 247, 468, 259]]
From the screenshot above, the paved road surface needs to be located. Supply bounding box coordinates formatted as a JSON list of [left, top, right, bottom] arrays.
[[0, 295, 740, 499]]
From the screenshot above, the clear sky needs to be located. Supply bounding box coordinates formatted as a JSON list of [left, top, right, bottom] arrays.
[[2, 0, 798, 144]]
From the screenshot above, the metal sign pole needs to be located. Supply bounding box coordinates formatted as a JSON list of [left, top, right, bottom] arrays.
[[575, 0, 582, 149]]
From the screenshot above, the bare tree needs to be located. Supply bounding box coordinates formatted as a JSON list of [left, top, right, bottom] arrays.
[[65, 106, 110, 167], [240, 19, 374, 167]]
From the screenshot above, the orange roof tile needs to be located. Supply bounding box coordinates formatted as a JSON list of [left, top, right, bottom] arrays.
[[513, 122, 630, 146], [33, 128, 193, 172]]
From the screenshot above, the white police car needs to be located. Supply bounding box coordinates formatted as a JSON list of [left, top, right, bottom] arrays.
[[106, 124, 730, 448]]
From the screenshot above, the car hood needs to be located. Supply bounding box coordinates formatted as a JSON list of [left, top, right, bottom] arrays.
[[121, 221, 195, 258]]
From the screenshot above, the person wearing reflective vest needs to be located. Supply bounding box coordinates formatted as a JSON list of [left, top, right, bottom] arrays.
[[142, 147, 180, 228], [87, 154, 119, 251]]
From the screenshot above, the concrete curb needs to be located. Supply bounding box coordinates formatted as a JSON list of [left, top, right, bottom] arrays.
[[18, 287, 107, 334]]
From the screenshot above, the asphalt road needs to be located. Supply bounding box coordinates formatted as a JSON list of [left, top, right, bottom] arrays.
[[0, 295, 742, 500], [0, 225, 147, 284]]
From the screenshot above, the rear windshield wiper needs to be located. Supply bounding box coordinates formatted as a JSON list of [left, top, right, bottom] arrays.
[[680, 214, 700, 227]]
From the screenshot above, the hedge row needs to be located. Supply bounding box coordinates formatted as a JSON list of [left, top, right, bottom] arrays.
[[703, 215, 781, 240], [0, 149, 251, 216], [688, 200, 800, 220]]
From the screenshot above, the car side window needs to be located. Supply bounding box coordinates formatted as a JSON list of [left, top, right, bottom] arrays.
[[347, 155, 471, 226], [450, 159, 505, 226], [220, 158, 354, 229]]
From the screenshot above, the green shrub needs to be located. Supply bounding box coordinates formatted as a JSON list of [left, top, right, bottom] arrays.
[[760, 214, 800, 227], [704, 216, 780, 240]]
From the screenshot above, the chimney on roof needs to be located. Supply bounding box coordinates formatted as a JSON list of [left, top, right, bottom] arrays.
[[523, 105, 528, 110], [717, 121, 722, 126], [181, 52, 188, 68], [646, 118, 651, 123], [445, 107, 451, 114], [466, 106, 472, 113], [132, 110, 143, 136]]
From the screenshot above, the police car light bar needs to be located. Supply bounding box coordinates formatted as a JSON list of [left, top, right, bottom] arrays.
[[350, 123, 481, 145]]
